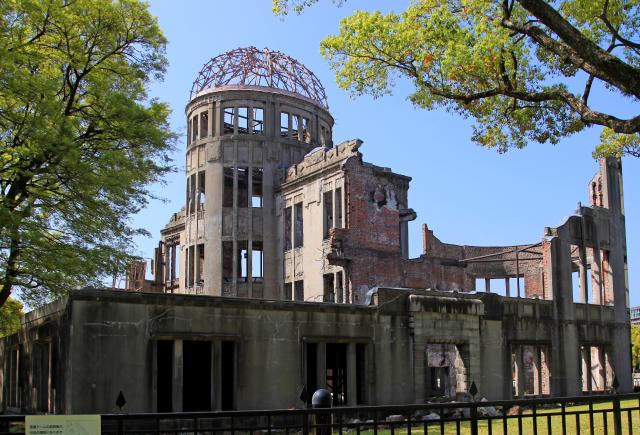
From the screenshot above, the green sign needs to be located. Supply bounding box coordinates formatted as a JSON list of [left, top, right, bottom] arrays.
[[25, 415, 101, 435]]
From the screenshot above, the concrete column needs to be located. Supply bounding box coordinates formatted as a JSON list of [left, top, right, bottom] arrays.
[[204, 100, 223, 296], [532, 346, 540, 395], [515, 345, 525, 398], [592, 246, 603, 304], [347, 343, 357, 406], [485, 278, 491, 293], [505, 278, 510, 297], [173, 340, 183, 412], [578, 242, 589, 303]]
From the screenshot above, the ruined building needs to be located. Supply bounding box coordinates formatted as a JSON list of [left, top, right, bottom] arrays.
[[0, 48, 632, 414]]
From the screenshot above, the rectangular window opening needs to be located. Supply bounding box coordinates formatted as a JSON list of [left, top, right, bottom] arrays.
[[237, 167, 249, 207], [294, 202, 303, 248], [188, 246, 195, 287], [198, 171, 205, 211], [284, 206, 292, 251], [252, 108, 264, 134], [336, 271, 344, 303], [284, 282, 292, 300], [197, 243, 204, 285], [294, 280, 304, 301], [302, 117, 311, 143], [292, 115, 300, 140], [191, 116, 198, 142], [252, 241, 263, 280], [223, 167, 234, 208], [156, 340, 173, 412], [223, 241, 233, 282], [280, 112, 290, 137], [183, 340, 212, 412], [189, 174, 196, 214], [323, 190, 333, 239], [323, 273, 335, 302], [252, 168, 263, 208], [335, 188, 343, 228], [238, 107, 248, 134], [200, 111, 209, 138], [223, 107, 235, 134], [238, 241, 248, 281], [572, 270, 581, 303], [326, 343, 348, 406]]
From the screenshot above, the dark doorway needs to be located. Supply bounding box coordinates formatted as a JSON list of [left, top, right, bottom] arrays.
[[183, 340, 212, 411], [326, 343, 348, 406], [221, 341, 235, 410], [429, 367, 450, 397], [305, 343, 318, 405], [156, 340, 173, 412]]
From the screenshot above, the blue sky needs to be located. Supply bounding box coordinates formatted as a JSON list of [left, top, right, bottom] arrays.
[[139, 0, 640, 305]]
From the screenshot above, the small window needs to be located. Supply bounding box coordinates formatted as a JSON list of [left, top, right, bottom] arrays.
[[302, 117, 311, 143], [320, 126, 326, 146], [252, 108, 264, 134], [223, 107, 235, 134], [238, 107, 248, 134], [191, 116, 198, 142], [198, 171, 205, 211], [252, 168, 263, 208], [223, 167, 234, 207], [284, 282, 292, 300], [252, 241, 263, 280], [336, 271, 344, 303], [223, 241, 233, 282], [187, 120, 191, 145], [294, 202, 303, 248], [335, 188, 343, 228], [237, 167, 249, 207], [187, 245, 195, 287], [292, 115, 300, 140], [323, 190, 333, 239], [324, 273, 335, 302], [294, 280, 304, 301], [189, 174, 196, 214], [196, 244, 204, 285], [280, 112, 290, 137], [284, 206, 292, 251], [200, 111, 209, 138], [239, 241, 248, 281]]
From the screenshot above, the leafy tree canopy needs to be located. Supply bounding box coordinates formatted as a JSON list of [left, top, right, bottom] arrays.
[[633, 325, 640, 370], [274, 0, 640, 157], [0, 0, 175, 308], [0, 297, 23, 337]]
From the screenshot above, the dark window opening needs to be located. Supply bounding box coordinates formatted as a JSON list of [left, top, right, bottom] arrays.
[[252, 241, 263, 280], [294, 202, 303, 248], [200, 111, 208, 138], [284, 282, 292, 300], [156, 340, 173, 412], [223, 167, 234, 208], [294, 280, 304, 301], [223, 241, 233, 282], [238, 241, 248, 281], [34, 342, 50, 412], [305, 343, 318, 406], [198, 171, 205, 211], [323, 190, 333, 239], [335, 188, 343, 228], [187, 246, 195, 287], [223, 107, 235, 134], [252, 108, 264, 134], [356, 344, 366, 404], [189, 174, 196, 214], [320, 126, 327, 146], [326, 343, 348, 406], [238, 107, 248, 134], [252, 168, 263, 208], [302, 117, 311, 143], [183, 340, 212, 412], [191, 116, 198, 142], [197, 244, 204, 285], [323, 273, 335, 302], [336, 271, 344, 303], [428, 367, 450, 397], [221, 341, 235, 410], [237, 167, 249, 207], [187, 120, 191, 145], [284, 207, 292, 251], [280, 112, 289, 137], [292, 115, 300, 140]]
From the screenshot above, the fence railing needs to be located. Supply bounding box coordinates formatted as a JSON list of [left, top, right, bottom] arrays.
[[2, 393, 640, 435]]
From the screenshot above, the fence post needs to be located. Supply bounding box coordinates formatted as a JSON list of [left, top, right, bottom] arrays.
[[613, 396, 623, 435], [470, 404, 479, 435]]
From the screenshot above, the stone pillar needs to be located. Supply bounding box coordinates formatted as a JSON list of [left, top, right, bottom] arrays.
[[515, 345, 525, 398], [485, 278, 491, 293], [173, 339, 183, 411], [347, 343, 358, 406], [505, 278, 510, 297]]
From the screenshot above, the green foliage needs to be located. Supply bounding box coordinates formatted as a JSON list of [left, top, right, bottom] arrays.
[[0, 297, 23, 337], [632, 325, 640, 369], [275, 0, 640, 157], [0, 0, 176, 308]]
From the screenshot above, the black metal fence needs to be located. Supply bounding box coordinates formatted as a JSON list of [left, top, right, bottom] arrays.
[[2, 393, 640, 435]]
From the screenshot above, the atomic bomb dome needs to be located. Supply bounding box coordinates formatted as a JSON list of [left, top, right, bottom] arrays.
[[190, 46, 329, 108]]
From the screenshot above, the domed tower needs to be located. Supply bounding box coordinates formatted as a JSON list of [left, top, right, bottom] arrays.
[[179, 47, 334, 299]]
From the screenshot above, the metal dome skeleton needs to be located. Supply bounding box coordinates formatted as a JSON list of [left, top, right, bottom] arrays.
[[190, 47, 329, 109]]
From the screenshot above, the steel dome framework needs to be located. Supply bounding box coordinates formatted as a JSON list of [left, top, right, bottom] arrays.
[[190, 47, 329, 109]]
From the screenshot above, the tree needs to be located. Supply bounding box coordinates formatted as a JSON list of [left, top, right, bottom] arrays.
[[0, 297, 23, 337], [0, 0, 175, 309], [274, 0, 640, 157]]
